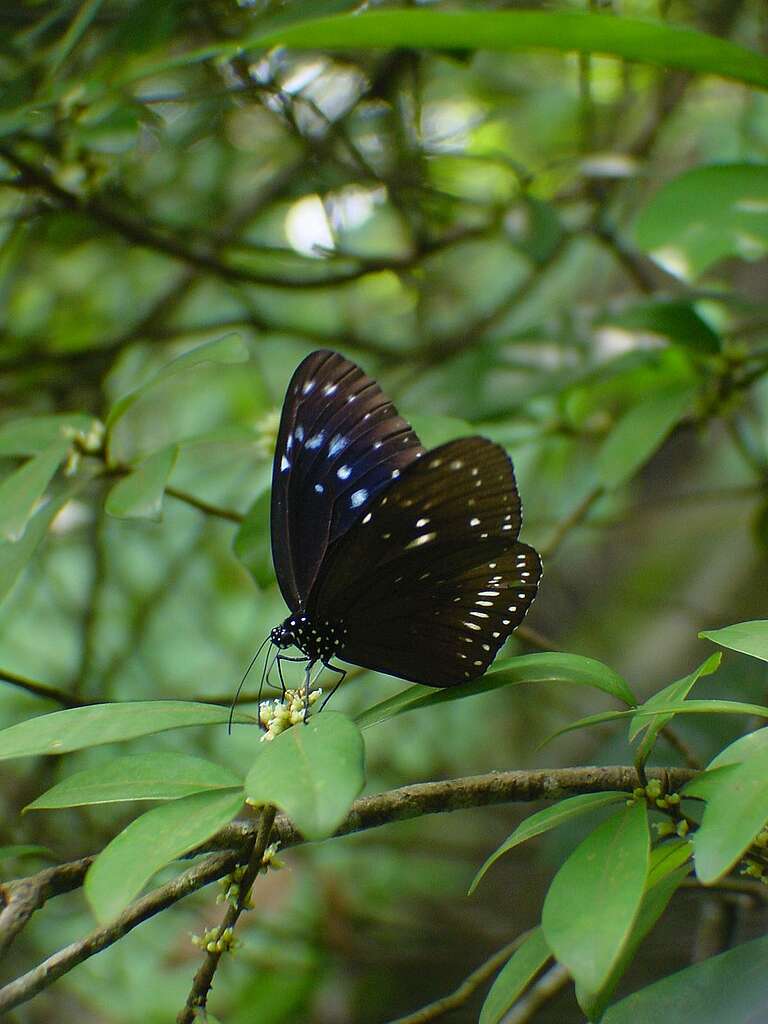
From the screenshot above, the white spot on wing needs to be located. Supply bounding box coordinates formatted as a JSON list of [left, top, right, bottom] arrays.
[[328, 434, 346, 457], [416, 517, 430, 528], [295, 424, 304, 442], [350, 488, 368, 508], [306, 431, 324, 449], [302, 379, 315, 394], [405, 532, 437, 549], [314, 483, 324, 494], [337, 465, 352, 480], [280, 455, 291, 472], [470, 518, 480, 527]]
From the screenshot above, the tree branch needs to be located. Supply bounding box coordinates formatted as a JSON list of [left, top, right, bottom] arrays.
[[385, 936, 530, 1024], [177, 805, 277, 1024], [0, 669, 87, 708], [0, 765, 696, 1013]]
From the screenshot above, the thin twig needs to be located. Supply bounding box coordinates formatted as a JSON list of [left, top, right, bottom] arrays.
[[0, 669, 87, 708], [164, 486, 244, 524], [540, 486, 604, 560], [384, 936, 529, 1024], [0, 857, 94, 958], [177, 805, 277, 1024], [503, 962, 571, 1024]]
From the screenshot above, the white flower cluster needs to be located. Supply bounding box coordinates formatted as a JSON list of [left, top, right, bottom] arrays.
[[258, 687, 323, 740]]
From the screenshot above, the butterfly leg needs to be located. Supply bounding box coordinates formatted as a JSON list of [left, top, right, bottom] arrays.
[[319, 662, 347, 711], [303, 659, 317, 722], [275, 653, 308, 699]]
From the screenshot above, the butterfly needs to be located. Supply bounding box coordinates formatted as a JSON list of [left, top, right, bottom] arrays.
[[268, 349, 542, 694]]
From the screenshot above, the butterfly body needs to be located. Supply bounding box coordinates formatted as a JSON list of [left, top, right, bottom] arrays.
[[268, 350, 542, 692]]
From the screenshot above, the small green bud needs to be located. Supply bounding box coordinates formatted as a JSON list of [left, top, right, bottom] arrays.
[[676, 820, 689, 838]]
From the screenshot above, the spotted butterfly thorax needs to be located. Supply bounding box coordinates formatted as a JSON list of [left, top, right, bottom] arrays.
[[269, 349, 542, 689]]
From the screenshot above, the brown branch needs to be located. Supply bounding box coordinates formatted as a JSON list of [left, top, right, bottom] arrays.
[[385, 936, 530, 1024], [540, 486, 604, 559], [0, 669, 87, 708], [177, 805, 277, 1024], [0, 850, 239, 1015], [0, 857, 94, 958], [0, 765, 697, 1013], [164, 486, 244, 524], [0, 146, 411, 291]]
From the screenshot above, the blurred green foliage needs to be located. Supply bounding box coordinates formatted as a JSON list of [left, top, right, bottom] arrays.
[[1, 1, 768, 1021]]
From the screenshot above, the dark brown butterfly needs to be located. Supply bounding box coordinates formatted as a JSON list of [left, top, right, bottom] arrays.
[[268, 350, 541, 692]]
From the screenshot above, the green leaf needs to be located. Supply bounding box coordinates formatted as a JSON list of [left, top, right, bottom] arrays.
[[0, 844, 56, 866], [692, 743, 768, 884], [104, 446, 178, 521], [233, 485, 272, 587], [26, 752, 242, 809], [603, 934, 768, 1023], [581, 854, 691, 1021], [0, 476, 89, 606], [707, 726, 768, 769], [635, 163, 768, 279], [542, 801, 649, 996], [631, 654, 721, 765], [470, 792, 628, 894], [681, 765, 736, 802], [85, 789, 244, 923], [545, 699, 768, 747], [478, 928, 551, 1024], [0, 439, 70, 541], [596, 385, 695, 489], [699, 620, 768, 662], [0, 702, 254, 761], [604, 300, 721, 353], [242, 12, 768, 91], [357, 653, 635, 729], [244, 713, 365, 840], [0, 414, 96, 457], [105, 334, 249, 442]]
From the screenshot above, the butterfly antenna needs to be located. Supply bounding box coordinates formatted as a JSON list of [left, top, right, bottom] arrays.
[[228, 634, 271, 734]]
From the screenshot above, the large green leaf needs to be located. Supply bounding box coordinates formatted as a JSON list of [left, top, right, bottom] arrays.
[[699, 620, 768, 663], [357, 652, 635, 729], [479, 928, 552, 1024], [603, 934, 768, 1023], [596, 385, 695, 490], [241, 12, 768, 90], [470, 792, 628, 894], [0, 440, 71, 541], [0, 702, 254, 760], [635, 163, 768, 279], [244, 713, 365, 840], [692, 743, 768, 884], [542, 801, 649, 996], [26, 752, 242, 809], [580, 850, 691, 1021], [104, 445, 178, 521], [85, 789, 244, 923]]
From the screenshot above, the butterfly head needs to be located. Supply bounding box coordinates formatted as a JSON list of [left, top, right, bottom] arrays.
[[270, 620, 296, 650]]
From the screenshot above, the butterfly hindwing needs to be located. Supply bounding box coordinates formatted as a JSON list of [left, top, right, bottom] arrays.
[[307, 437, 542, 685], [271, 350, 424, 610]]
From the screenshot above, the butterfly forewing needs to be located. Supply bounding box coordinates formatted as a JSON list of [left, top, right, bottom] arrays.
[[271, 350, 424, 609], [307, 437, 542, 685]]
